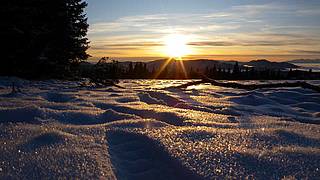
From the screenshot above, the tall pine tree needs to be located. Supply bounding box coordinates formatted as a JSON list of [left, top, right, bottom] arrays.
[[1, 0, 89, 78]]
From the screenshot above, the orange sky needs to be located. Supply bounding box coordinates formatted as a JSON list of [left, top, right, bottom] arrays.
[[87, 1, 320, 62]]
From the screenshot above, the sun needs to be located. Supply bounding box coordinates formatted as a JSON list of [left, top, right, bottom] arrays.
[[164, 34, 190, 58]]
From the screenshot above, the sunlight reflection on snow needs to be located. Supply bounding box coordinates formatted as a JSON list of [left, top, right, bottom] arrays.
[[0, 78, 319, 178]]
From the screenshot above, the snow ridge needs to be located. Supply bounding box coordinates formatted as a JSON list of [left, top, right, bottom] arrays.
[[0, 78, 319, 179]]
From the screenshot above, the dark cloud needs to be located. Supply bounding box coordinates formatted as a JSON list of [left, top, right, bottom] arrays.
[[91, 46, 142, 51], [253, 33, 307, 39], [102, 43, 163, 47], [188, 41, 235, 46], [244, 40, 318, 46], [90, 42, 163, 51], [187, 39, 319, 47], [291, 50, 320, 54]]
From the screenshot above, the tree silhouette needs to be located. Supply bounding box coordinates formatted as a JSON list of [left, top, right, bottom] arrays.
[[2, 0, 89, 78], [233, 61, 240, 75]]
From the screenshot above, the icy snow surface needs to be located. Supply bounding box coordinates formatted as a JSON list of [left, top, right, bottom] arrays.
[[0, 77, 319, 179]]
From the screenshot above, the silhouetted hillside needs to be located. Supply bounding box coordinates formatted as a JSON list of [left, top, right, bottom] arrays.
[[243, 59, 298, 70], [144, 59, 298, 71], [286, 59, 320, 64], [145, 59, 236, 72]]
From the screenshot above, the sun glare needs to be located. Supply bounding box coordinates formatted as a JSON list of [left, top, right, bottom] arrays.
[[164, 34, 190, 58]]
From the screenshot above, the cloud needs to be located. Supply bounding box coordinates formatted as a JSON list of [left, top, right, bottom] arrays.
[[98, 43, 163, 47], [90, 46, 141, 51], [87, 2, 320, 58], [231, 3, 287, 15], [88, 11, 253, 36], [290, 50, 320, 54], [188, 41, 235, 46], [187, 32, 320, 47], [242, 40, 318, 46], [90, 42, 163, 51], [296, 8, 320, 16]]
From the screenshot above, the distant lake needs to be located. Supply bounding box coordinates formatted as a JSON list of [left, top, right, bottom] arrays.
[[292, 63, 320, 72]]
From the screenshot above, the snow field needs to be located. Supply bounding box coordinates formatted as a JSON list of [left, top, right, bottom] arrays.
[[0, 77, 319, 179]]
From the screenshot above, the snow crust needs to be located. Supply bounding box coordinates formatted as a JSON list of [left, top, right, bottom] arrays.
[[0, 77, 319, 179]]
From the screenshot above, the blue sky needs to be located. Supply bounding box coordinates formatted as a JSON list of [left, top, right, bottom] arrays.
[[86, 0, 320, 61]]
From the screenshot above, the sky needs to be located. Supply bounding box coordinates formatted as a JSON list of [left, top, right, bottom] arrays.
[[86, 0, 320, 61]]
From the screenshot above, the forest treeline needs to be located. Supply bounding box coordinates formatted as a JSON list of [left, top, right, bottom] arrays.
[[80, 58, 320, 80]]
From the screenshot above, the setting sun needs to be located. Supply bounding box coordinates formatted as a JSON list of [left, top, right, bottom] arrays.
[[164, 34, 190, 58]]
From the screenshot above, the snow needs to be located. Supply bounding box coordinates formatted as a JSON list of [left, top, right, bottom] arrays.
[[0, 77, 319, 179]]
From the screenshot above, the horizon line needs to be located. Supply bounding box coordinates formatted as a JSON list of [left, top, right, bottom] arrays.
[[88, 55, 320, 62]]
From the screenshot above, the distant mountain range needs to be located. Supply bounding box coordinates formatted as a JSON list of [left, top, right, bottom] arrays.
[[144, 59, 298, 71], [286, 59, 320, 64], [82, 59, 302, 71], [244, 59, 298, 69], [146, 59, 235, 72]]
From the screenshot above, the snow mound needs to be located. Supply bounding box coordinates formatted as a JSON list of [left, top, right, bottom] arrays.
[[43, 92, 78, 103], [147, 91, 183, 106], [0, 105, 137, 125], [138, 92, 166, 105], [22, 131, 75, 151], [115, 97, 139, 103], [109, 93, 122, 97], [229, 94, 277, 106], [107, 130, 200, 180], [55, 108, 138, 125], [105, 88, 122, 93], [133, 125, 320, 179], [94, 102, 185, 126], [107, 119, 170, 129], [97, 109, 138, 123], [292, 102, 320, 112], [0, 105, 47, 123]]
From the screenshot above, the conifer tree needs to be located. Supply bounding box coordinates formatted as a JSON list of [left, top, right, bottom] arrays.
[[1, 0, 89, 78]]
